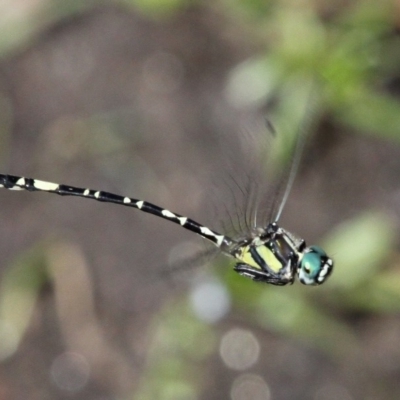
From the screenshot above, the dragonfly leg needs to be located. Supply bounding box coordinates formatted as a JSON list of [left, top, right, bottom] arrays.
[[233, 263, 293, 286]]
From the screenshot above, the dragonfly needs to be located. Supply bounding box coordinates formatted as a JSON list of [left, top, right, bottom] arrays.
[[0, 124, 333, 286]]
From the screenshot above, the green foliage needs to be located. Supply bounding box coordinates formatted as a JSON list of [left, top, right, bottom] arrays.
[[122, 0, 190, 17], [326, 212, 394, 289], [135, 301, 217, 400], [224, 0, 400, 141], [0, 243, 49, 360]]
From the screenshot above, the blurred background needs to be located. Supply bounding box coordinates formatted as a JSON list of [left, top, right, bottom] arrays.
[[0, 0, 400, 399]]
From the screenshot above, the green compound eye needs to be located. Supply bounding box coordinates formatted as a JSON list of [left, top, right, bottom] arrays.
[[298, 246, 334, 285]]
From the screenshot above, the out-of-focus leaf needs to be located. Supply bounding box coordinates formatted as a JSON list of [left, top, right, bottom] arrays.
[[123, 0, 188, 17], [335, 92, 400, 142], [352, 266, 400, 313], [136, 300, 217, 400], [255, 288, 358, 359], [324, 212, 395, 289], [0, 244, 49, 360], [225, 57, 278, 108]]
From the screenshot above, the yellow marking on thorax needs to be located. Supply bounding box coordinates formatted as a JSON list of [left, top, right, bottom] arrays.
[[236, 244, 283, 273]]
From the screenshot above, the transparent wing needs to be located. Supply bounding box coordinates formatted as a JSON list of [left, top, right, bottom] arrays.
[[258, 79, 321, 227]]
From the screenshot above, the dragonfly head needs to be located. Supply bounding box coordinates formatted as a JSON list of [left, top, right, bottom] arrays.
[[298, 246, 333, 285]]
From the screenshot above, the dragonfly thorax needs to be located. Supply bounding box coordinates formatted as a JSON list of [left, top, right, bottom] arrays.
[[232, 223, 333, 286]]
